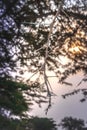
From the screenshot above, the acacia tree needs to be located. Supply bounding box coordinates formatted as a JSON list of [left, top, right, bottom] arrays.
[[59, 117, 86, 130], [0, 0, 87, 118]]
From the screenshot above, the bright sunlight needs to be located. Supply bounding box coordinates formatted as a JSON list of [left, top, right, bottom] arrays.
[[69, 41, 86, 55]]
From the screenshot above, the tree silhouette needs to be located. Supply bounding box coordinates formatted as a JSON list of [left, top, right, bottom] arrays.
[[29, 117, 57, 130], [0, 77, 48, 118], [0, 115, 57, 130], [59, 117, 87, 130]]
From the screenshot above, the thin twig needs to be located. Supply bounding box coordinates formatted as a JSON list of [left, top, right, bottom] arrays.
[[26, 65, 44, 83]]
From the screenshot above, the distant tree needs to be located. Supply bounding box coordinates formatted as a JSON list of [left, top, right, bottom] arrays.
[[59, 117, 86, 130], [0, 115, 57, 130], [28, 117, 57, 130]]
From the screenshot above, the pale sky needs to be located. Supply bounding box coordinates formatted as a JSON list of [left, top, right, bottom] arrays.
[[29, 71, 87, 129]]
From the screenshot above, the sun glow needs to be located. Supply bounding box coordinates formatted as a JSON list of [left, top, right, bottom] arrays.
[[69, 41, 86, 55]]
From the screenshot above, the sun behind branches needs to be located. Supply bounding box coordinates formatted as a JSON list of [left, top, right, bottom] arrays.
[[69, 41, 86, 55]]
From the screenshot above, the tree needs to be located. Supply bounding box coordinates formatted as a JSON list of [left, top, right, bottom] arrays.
[[0, 115, 21, 130], [0, 115, 57, 130], [0, 0, 87, 118], [59, 117, 87, 130], [0, 77, 48, 118], [28, 117, 57, 130], [1, 0, 87, 83]]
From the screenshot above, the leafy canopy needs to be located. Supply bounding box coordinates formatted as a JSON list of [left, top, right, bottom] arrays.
[[0, 0, 87, 117]]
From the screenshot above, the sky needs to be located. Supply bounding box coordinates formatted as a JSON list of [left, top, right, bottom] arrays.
[[29, 71, 87, 129]]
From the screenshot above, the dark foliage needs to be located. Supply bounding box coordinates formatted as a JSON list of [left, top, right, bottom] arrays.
[[0, 77, 48, 117], [29, 117, 57, 130], [0, 0, 87, 82], [59, 116, 87, 130], [0, 115, 57, 130]]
